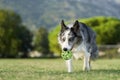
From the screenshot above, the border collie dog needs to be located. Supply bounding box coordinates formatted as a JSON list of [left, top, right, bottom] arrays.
[[58, 20, 98, 72]]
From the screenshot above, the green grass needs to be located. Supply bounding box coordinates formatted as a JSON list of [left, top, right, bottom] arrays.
[[0, 59, 120, 80]]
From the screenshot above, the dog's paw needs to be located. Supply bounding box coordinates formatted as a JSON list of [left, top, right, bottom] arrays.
[[83, 67, 90, 71]]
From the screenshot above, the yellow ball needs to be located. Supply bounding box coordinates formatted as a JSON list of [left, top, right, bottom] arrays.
[[61, 51, 72, 60]]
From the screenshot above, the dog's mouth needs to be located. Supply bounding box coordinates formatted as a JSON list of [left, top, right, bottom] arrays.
[[70, 45, 74, 51], [62, 43, 78, 52], [66, 44, 75, 51]]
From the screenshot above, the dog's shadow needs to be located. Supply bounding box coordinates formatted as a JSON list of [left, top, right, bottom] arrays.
[[46, 69, 120, 75], [82, 69, 119, 73]]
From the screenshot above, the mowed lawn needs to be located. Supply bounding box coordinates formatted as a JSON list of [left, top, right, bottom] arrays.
[[0, 59, 120, 80]]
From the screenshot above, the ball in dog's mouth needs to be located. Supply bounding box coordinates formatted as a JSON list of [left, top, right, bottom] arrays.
[[61, 51, 72, 60]]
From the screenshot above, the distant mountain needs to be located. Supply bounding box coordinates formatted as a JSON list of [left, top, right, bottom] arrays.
[[0, 0, 120, 30]]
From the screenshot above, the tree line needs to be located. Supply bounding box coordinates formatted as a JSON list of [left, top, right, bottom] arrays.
[[0, 10, 120, 58]]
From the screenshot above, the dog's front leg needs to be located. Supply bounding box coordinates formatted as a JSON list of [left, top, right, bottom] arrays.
[[65, 59, 72, 72], [83, 53, 91, 71]]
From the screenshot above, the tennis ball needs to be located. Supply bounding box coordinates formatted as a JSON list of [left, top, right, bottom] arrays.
[[61, 51, 72, 60]]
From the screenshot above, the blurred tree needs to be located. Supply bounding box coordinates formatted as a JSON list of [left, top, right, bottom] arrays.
[[32, 27, 49, 55], [0, 10, 32, 58], [17, 26, 33, 58]]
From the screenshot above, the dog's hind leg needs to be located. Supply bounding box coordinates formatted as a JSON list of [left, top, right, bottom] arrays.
[[83, 52, 91, 71], [65, 59, 72, 73]]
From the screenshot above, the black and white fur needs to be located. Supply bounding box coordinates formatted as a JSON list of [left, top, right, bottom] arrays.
[[58, 20, 98, 72]]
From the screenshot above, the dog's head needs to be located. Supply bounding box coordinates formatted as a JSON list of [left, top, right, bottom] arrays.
[[58, 20, 83, 51]]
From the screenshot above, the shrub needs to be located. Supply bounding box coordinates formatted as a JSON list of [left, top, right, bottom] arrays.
[[48, 26, 61, 55]]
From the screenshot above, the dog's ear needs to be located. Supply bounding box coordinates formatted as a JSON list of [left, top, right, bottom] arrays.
[[72, 20, 79, 32], [61, 20, 68, 32]]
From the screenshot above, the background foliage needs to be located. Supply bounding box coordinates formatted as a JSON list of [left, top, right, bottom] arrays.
[[0, 10, 32, 58], [32, 27, 49, 55], [49, 26, 61, 54]]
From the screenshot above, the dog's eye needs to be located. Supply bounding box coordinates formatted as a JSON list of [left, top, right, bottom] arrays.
[[69, 37, 74, 42], [62, 38, 65, 42]]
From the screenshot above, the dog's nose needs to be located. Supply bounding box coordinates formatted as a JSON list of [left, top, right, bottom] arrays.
[[63, 48, 68, 51]]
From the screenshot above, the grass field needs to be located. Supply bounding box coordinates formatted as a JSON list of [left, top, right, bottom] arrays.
[[0, 59, 120, 80]]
